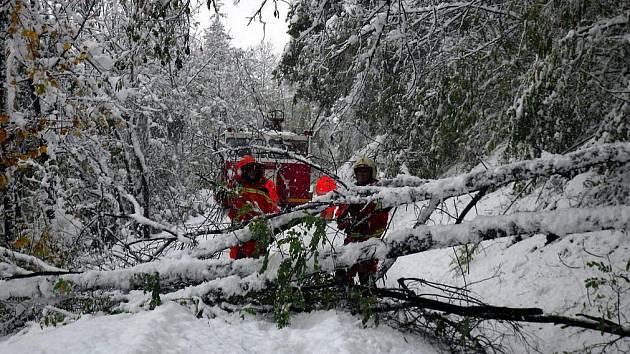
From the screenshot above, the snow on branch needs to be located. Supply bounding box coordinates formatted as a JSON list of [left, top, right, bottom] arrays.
[[320, 206, 630, 270], [283, 205, 629, 278], [0, 254, 264, 301], [334, 142, 630, 207], [119, 191, 190, 244], [2, 205, 628, 303], [189, 206, 327, 259], [383, 205, 630, 258], [0, 246, 68, 273]]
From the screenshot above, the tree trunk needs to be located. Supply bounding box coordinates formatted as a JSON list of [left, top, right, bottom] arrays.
[[0, 5, 9, 247], [0, 5, 7, 113]]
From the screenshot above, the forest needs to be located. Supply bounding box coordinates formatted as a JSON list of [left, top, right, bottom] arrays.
[[1, 1, 629, 353]]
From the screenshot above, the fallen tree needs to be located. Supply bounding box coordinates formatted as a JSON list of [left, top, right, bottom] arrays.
[[337, 142, 630, 206], [3, 205, 629, 302], [1, 143, 629, 346]]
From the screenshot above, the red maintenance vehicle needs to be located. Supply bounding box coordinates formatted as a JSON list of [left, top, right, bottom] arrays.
[[221, 111, 312, 209]]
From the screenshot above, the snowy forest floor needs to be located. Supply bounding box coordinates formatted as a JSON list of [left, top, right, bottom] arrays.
[[1, 170, 630, 354]]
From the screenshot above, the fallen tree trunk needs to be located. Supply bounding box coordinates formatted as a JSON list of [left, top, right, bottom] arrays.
[[0, 256, 267, 300], [332, 142, 630, 207], [4, 205, 628, 302], [313, 205, 630, 273], [382, 204, 630, 259]]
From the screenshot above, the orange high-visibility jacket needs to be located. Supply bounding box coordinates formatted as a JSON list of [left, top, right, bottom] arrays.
[[225, 179, 279, 259], [227, 180, 278, 222], [223, 156, 279, 259], [223, 155, 279, 221]]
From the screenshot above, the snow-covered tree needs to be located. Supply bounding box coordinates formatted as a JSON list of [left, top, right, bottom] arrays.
[[276, 0, 629, 177]]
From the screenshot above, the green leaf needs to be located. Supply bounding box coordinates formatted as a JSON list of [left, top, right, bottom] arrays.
[[53, 279, 73, 295]]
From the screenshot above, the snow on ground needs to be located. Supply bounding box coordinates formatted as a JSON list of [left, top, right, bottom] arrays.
[[384, 177, 630, 353], [387, 231, 630, 353], [0, 302, 436, 354]]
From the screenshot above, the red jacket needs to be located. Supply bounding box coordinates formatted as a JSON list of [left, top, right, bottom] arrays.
[[337, 202, 390, 240], [224, 179, 278, 259], [226, 180, 278, 222], [219, 156, 279, 259], [220, 155, 279, 221], [337, 181, 390, 240]]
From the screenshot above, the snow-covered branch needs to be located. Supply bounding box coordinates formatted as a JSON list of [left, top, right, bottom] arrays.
[[0, 255, 263, 300], [4, 205, 628, 302], [0, 247, 67, 273], [383, 205, 630, 258], [190, 206, 327, 258], [334, 143, 630, 207], [119, 191, 190, 244], [306, 206, 630, 276]]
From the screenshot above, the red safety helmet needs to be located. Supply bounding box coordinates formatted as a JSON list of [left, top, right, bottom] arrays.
[[235, 155, 257, 171], [234, 155, 264, 182]]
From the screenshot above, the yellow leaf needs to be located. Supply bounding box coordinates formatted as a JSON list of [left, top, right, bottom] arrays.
[[54, 279, 72, 295], [34, 240, 49, 258], [39, 145, 48, 154], [21, 29, 38, 42], [13, 235, 30, 249], [17, 129, 28, 140], [2, 157, 18, 167], [41, 228, 51, 241], [63, 42, 71, 51], [35, 83, 46, 95], [0, 174, 8, 190]]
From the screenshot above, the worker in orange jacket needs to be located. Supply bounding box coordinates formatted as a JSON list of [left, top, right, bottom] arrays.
[[219, 155, 279, 259], [336, 157, 390, 287]]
